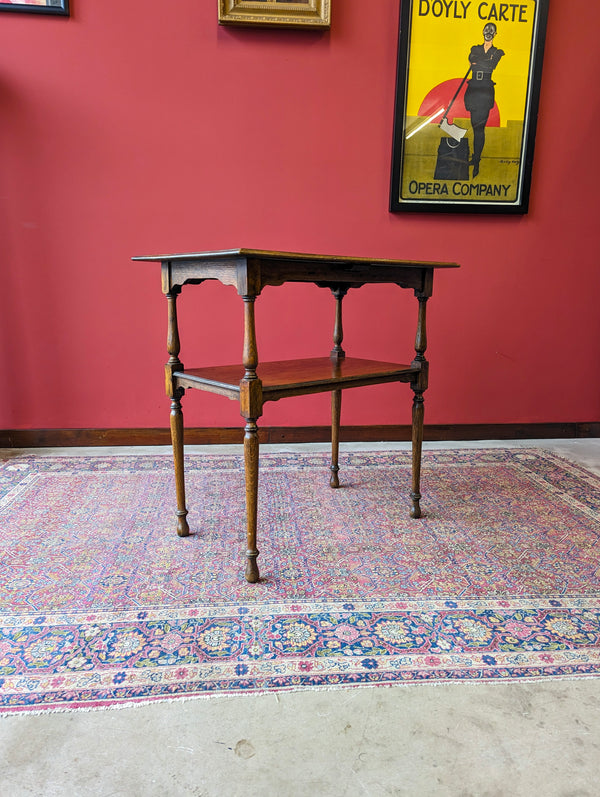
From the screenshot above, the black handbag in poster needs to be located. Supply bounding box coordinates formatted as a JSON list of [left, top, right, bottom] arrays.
[[434, 137, 471, 180], [390, 0, 549, 213]]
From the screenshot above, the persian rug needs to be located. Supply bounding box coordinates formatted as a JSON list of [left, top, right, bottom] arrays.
[[1, 447, 600, 714]]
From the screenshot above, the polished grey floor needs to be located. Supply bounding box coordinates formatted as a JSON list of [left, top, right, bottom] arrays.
[[1, 439, 599, 797]]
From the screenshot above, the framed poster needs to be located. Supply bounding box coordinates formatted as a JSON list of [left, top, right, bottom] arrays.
[[218, 0, 330, 29], [0, 0, 69, 13], [390, 0, 548, 213]]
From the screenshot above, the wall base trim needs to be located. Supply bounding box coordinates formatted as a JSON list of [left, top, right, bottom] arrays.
[[1, 423, 598, 448]]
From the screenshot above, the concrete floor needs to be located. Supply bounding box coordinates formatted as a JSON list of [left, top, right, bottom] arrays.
[[1, 439, 599, 797]]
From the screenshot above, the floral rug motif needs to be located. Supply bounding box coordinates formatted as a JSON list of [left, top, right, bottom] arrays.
[[1, 448, 600, 713]]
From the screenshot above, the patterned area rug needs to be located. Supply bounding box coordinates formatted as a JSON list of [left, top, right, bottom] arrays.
[[1, 448, 600, 713]]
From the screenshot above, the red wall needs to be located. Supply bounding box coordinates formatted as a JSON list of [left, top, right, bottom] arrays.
[[1, 0, 599, 432]]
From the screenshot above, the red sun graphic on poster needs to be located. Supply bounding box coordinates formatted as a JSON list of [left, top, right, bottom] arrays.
[[418, 78, 500, 126]]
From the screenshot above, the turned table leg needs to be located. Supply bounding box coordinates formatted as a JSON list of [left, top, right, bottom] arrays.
[[410, 291, 429, 519], [244, 418, 260, 583], [329, 287, 347, 488], [330, 389, 342, 488], [410, 387, 424, 519], [240, 295, 262, 583], [170, 393, 190, 536], [165, 290, 189, 537]]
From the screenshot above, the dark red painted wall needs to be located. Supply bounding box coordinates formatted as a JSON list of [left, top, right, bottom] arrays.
[[1, 1, 598, 431]]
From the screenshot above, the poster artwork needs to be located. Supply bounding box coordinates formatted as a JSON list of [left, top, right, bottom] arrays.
[[390, 0, 548, 213], [0, 0, 69, 13]]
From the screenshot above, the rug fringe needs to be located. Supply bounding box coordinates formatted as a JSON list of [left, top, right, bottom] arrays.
[[4, 672, 600, 718]]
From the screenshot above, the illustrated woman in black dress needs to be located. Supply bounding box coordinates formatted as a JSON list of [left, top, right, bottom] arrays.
[[464, 23, 505, 178]]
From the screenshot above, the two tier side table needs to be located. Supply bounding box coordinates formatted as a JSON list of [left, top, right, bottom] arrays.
[[133, 249, 459, 583]]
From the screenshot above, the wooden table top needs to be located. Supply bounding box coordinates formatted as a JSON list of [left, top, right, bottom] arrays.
[[133, 248, 460, 269]]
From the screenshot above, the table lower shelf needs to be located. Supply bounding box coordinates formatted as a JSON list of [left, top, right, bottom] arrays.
[[174, 357, 420, 402]]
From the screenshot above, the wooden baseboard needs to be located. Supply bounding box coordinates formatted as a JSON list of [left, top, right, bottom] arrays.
[[1, 423, 598, 448]]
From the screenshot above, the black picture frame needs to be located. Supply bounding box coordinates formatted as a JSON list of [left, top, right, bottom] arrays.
[[0, 0, 69, 15], [390, 0, 548, 214]]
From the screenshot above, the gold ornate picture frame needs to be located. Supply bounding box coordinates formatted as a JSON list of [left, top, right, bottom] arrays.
[[218, 0, 330, 29]]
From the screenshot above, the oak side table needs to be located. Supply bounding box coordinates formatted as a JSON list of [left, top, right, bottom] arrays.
[[133, 249, 459, 583]]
